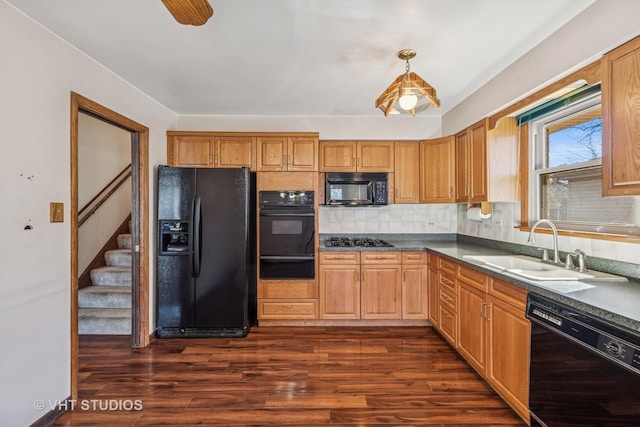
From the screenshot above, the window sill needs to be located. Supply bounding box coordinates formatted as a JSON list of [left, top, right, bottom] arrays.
[[516, 225, 640, 244]]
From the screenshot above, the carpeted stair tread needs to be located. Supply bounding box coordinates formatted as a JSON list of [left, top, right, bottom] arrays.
[[117, 233, 133, 249], [105, 249, 132, 267], [78, 286, 132, 309], [78, 308, 131, 335], [90, 266, 132, 286]]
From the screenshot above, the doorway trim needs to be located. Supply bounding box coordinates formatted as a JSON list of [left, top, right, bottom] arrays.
[[70, 92, 150, 400]]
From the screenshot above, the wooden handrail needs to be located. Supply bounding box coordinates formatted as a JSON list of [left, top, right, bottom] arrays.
[[79, 164, 132, 227]]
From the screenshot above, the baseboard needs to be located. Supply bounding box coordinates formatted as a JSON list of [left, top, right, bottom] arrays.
[[29, 395, 70, 427], [78, 214, 131, 289]]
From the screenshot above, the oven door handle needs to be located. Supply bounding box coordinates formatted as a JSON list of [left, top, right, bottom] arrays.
[[259, 212, 314, 217], [259, 255, 315, 260]]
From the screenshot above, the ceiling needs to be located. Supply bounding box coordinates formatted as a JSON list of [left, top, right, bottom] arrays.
[[7, 0, 595, 117]]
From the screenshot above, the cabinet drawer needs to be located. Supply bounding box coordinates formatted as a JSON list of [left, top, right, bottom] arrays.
[[402, 252, 428, 264], [458, 264, 487, 292], [362, 251, 401, 264], [319, 252, 360, 264], [439, 305, 457, 344], [258, 299, 318, 319], [438, 271, 456, 294], [257, 281, 318, 299], [439, 287, 457, 311], [438, 257, 458, 274], [488, 278, 527, 311]]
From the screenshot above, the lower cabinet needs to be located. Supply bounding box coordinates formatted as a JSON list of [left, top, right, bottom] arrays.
[[487, 279, 530, 422], [257, 280, 318, 320], [319, 251, 427, 320], [429, 254, 530, 424]]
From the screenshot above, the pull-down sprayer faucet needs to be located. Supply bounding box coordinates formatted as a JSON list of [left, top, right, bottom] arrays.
[[528, 219, 561, 265]]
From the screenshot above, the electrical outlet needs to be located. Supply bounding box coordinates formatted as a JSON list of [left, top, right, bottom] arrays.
[[492, 219, 502, 226], [50, 202, 64, 223]]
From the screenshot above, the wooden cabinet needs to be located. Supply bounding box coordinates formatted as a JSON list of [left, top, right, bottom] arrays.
[[319, 141, 394, 172], [257, 135, 318, 171], [394, 141, 420, 203], [602, 35, 640, 196], [456, 265, 488, 376], [319, 251, 417, 321], [454, 118, 519, 203], [419, 137, 456, 203], [427, 255, 439, 327], [167, 134, 255, 168], [427, 254, 530, 424], [168, 135, 215, 167], [361, 252, 402, 319], [257, 281, 318, 320], [455, 120, 487, 202], [319, 252, 361, 319], [401, 252, 428, 319], [486, 278, 530, 423]]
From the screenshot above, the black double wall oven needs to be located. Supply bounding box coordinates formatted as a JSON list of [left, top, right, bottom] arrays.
[[259, 191, 315, 280]]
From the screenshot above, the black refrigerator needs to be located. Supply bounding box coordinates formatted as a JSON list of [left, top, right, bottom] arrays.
[[156, 166, 256, 338]]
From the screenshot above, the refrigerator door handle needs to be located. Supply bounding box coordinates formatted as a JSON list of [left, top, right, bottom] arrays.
[[193, 196, 202, 278]]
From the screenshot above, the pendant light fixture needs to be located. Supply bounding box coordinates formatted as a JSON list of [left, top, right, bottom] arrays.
[[375, 49, 440, 116]]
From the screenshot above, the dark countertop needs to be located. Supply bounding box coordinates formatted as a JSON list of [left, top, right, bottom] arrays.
[[319, 235, 640, 334]]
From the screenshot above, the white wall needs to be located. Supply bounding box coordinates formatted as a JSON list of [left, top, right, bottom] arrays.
[[442, 0, 640, 134], [0, 2, 176, 425], [78, 113, 132, 273], [445, 0, 640, 264], [177, 115, 442, 140]]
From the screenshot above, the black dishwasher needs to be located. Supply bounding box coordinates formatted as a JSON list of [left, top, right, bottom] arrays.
[[527, 293, 640, 427]]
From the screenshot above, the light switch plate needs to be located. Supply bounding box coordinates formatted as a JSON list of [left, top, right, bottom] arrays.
[[50, 202, 64, 223]]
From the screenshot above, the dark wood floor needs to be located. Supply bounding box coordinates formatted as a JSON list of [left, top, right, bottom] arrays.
[[53, 327, 527, 426]]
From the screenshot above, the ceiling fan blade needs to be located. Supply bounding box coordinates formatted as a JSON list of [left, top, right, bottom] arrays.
[[162, 0, 213, 26]]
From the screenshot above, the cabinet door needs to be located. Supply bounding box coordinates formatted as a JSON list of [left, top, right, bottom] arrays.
[[427, 264, 439, 327], [319, 264, 360, 319], [487, 293, 530, 422], [170, 136, 214, 167], [468, 121, 488, 202], [602, 36, 640, 196], [402, 264, 428, 319], [288, 136, 318, 171], [319, 141, 357, 172], [361, 265, 402, 319], [455, 130, 469, 202], [457, 281, 487, 375], [419, 137, 455, 203], [394, 142, 420, 204], [357, 141, 395, 172], [215, 136, 255, 169], [256, 136, 287, 171]]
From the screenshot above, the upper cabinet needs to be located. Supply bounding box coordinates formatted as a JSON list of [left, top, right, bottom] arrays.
[[455, 120, 487, 203], [394, 141, 420, 204], [420, 136, 455, 203], [167, 134, 255, 169], [454, 118, 519, 203], [602, 36, 640, 196], [256, 135, 318, 171], [319, 141, 394, 172]]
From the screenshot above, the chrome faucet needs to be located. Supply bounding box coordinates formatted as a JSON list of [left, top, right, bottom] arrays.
[[528, 219, 561, 265]]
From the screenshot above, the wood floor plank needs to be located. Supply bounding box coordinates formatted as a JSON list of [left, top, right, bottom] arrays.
[[53, 326, 526, 426]]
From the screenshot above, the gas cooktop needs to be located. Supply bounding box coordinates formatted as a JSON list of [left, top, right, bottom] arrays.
[[325, 237, 394, 248]]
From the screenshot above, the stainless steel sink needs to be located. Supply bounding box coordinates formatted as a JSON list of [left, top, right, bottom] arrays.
[[463, 254, 627, 282]]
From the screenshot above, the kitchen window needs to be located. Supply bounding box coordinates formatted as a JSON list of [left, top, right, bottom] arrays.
[[525, 87, 640, 236]]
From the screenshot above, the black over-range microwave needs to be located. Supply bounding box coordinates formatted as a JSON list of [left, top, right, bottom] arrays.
[[324, 172, 388, 206]]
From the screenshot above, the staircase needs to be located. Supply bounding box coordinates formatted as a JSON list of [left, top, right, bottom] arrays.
[[78, 228, 132, 335]]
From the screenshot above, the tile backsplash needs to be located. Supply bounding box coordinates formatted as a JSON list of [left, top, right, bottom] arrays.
[[319, 204, 457, 234]]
